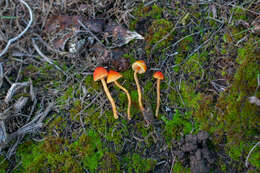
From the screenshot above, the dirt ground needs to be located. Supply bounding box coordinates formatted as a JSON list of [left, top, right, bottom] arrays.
[[0, 0, 259, 172]]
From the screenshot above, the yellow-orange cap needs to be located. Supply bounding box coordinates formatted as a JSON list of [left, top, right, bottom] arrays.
[[153, 71, 164, 80], [107, 70, 122, 83], [93, 67, 108, 81], [132, 60, 147, 74]]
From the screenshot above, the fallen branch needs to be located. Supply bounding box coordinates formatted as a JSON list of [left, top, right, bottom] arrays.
[[0, 0, 33, 57]]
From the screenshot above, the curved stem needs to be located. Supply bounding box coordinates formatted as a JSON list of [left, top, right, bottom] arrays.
[[101, 78, 118, 119], [134, 70, 144, 112], [114, 81, 132, 120], [155, 79, 161, 117]]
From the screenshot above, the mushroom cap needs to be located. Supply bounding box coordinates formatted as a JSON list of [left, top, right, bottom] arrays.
[[132, 60, 147, 74], [107, 70, 122, 83], [93, 67, 108, 81], [153, 71, 164, 80]]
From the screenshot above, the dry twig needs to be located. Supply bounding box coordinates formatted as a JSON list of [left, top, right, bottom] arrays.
[[0, 0, 33, 57], [0, 62, 3, 88], [4, 82, 30, 104]]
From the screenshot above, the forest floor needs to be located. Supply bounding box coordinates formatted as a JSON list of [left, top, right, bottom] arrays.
[[0, 0, 259, 172]]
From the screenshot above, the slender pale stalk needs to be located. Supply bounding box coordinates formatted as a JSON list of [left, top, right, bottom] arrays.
[[101, 79, 118, 119], [134, 70, 144, 112], [155, 79, 161, 117], [114, 81, 131, 120]]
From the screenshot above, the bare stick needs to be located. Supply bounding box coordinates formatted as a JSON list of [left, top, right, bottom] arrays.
[[0, 0, 33, 57]]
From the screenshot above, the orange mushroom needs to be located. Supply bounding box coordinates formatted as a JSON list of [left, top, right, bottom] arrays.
[[107, 70, 132, 120], [153, 71, 164, 117], [132, 60, 147, 113], [93, 67, 118, 119]]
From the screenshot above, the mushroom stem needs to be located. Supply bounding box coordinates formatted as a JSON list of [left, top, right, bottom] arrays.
[[134, 70, 144, 112], [114, 81, 131, 120], [101, 78, 118, 119], [155, 79, 161, 117]]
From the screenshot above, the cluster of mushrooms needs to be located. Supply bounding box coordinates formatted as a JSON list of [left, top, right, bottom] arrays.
[[93, 60, 164, 120]]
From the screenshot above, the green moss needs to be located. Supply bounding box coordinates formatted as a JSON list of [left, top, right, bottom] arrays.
[[123, 153, 156, 173], [85, 111, 110, 136], [233, 7, 247, 20], [168, 89, 179, 106], [173, 162, 190, 173], [0, 155, 8, 172], [228, 141, 245, 161], [18, 130, 106, 173], [21, 62, 63, 88], [85, 75, 100, 90], [145, 19, 174, 55], [99, 152, 120, 173], [56, 86, 74, 106], [143, 81, 153, 93], [193, 94, 214, 130], [132, 4, 163, 20], [134, 121, 154, 145], [121, 69, 135, 89], [216, 40, 260, 142], [70, 99, 82, 119], [48, 114, 63, 129], [123, 53, 136, 62], [22, 64, 38, 76], [220, 161, 227, 172], [130, 90, 140, 115], [179, 35, 193, 52], [148, 4, 163, 19], [223, 32, 233, 44], [105, 120, 129, 146], [118, 91, 127, 106], [183, 53, 206, 84], [193, 38, 260, 168], [249, 145, 260, 170], [162, 110, 195, 143], [180, 82, 203, 109]]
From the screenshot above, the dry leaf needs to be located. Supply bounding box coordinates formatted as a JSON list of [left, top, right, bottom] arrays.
[[105, 23, 144, 47]]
